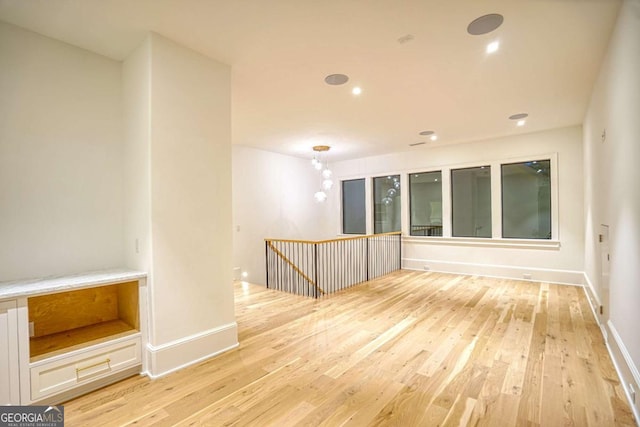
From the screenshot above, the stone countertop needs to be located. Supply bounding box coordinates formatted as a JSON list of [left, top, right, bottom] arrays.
[[0, 269, 147, 300]]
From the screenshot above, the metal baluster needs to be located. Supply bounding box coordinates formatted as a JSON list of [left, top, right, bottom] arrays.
[[397, 233, 400, 271]]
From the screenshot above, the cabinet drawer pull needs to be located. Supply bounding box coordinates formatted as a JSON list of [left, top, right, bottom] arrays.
[[76, 358, 111, 376]]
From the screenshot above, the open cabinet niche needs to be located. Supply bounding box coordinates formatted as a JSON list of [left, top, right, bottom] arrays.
[[28, 281, 139, 361]]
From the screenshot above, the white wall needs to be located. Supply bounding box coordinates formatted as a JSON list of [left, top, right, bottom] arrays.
[[123, 38, 151, 277], [327, 126, 585, 284], [232, 145, 332, 285], [123, 34, 237, 377], [583, 0, 640, 418], [0, 22, 124, 282]]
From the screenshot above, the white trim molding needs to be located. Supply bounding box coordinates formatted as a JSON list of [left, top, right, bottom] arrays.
[[607, 320, 640, 423], [403, 236, 561, 250], [581, 273, 639, 422], [581, 273, 606, 338], [144, 322, 239, 378], [403, 257, 583, 285], [582, 273, 602, 308]]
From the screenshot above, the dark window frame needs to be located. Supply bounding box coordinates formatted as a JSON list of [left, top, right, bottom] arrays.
[[341, 178, 366, 234], [451, 165, 492, 238], [373, 175, 401, 234], [409, 171, 443, 237], [500, 159, 552, 240]]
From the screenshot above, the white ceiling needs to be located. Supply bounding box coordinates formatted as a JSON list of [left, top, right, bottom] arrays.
[[0, 0, 620, 161]]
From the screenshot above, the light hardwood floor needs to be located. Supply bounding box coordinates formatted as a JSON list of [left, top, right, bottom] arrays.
[[63, 270, 636, 426]]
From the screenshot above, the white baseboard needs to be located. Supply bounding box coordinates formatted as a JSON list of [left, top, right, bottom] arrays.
[[606, 320, 640, 423], [581, 273, 607, 342], [581, 273, 607, 339], [144, 322, 239, 378], [581, 273, 638, 424], [402, 258, 583, 285]]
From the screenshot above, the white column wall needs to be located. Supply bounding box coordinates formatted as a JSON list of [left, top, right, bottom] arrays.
[[583, 0, 640, 418], [0, 22, 124, 281], [123, 38, 152, 276], [123, 34, 237, 377]]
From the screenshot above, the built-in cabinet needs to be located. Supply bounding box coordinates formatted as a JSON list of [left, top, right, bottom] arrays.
[[0, 270, 146, 405]]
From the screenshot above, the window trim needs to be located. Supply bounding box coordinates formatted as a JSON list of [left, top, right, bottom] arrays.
[[492, 152, 559, 241], [402, 235, 561, 249]]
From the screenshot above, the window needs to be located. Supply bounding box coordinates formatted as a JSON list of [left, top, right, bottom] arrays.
[[373, 175, 401, 233], [501, 160, 551, 239], [342, 179, 366, 234], [451, 166, 492, 237], [409, 171, 442, 236]]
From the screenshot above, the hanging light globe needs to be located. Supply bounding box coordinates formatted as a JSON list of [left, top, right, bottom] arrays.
[[322, 179, 333, 190], [314, 161, 323, 171], [322, 168, 332, 179], [382, 197, 393, 205], [314, 190, 327, 202]]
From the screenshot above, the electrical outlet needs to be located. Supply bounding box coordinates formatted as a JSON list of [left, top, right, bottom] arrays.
[[599, 305, 603, 315], [523, 273, 532, 280], [630, 383, 636, 404], [135, 238, 140, 254], [423, 265, 430, 271], [29, 322, 34, 337]]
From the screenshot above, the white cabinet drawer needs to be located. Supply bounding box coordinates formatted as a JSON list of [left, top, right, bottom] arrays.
[[30, 335, 141, 401]]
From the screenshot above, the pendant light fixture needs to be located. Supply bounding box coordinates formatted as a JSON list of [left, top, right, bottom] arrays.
[[311, 145, 333, 202]]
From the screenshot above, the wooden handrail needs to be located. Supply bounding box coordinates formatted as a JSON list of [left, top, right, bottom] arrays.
[[265, 231, 401, 245], [266, 241, 325, 295]]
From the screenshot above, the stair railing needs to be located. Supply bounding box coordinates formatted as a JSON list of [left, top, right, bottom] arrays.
[[265, 232, 401, 298]]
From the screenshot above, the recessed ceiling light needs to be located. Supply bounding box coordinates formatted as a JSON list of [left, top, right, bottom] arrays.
[[430, 135, 438, 141], [509, 113, 529, 120], [352, 86, 362, 95], [419, 130, 435, 136], [324, 74, 349, 85], [467, 13, 504, 35], [409, 142, 426, 147], [517, 119, 526, 126], [486, 41, 500, 54]]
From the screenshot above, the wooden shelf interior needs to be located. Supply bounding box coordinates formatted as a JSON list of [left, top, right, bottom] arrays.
[[28, 281, 139, 359], [29, 320, 137, 360]]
